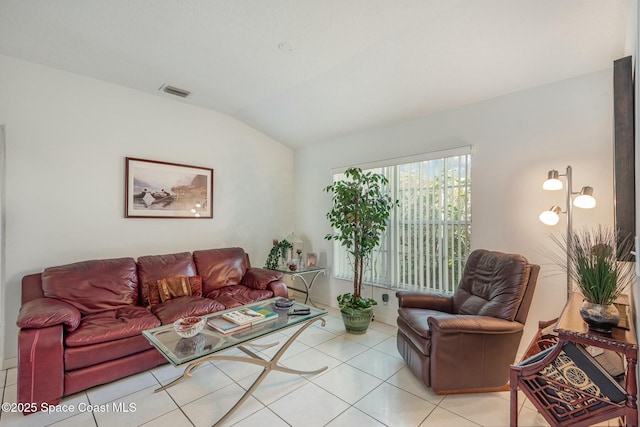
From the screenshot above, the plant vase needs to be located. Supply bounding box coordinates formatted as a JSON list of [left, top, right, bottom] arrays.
[[340, 306, 374, 335], [579, 300, 620, 334]]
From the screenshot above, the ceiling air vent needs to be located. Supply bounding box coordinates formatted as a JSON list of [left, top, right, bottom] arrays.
[[160, 85, 191, 98]]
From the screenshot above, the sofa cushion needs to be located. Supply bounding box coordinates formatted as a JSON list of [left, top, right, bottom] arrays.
[[137, 252, 197, 306], [42, 258, 138, 315], [193, 248, 248, 294], [150, 295, 224, 324], [65, 307, 160, 347], [452, 250, 530, 321], [213, 295, 244, 309], [147, 276, 203, 307], [65, 334, 157, 371], [205, 285, 273, 308]]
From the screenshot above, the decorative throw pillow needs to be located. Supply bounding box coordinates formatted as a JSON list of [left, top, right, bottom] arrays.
[[147, 281, 162, 307], [146, 276, 203, 307], [157, 276, 192, 303], [188, 276, 203, 297]]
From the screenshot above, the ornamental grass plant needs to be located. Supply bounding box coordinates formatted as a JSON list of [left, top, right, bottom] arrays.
[[551, 225, 635, 306]]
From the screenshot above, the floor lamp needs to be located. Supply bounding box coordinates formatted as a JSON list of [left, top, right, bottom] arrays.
[[539, 166, 596, 300]]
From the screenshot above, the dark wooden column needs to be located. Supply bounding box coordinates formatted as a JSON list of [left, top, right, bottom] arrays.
[[613, 55, 635, 259]]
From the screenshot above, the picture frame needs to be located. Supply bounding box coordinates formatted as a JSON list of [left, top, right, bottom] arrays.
[[306, 253, 318, 267], [125, 157, 213, 218]]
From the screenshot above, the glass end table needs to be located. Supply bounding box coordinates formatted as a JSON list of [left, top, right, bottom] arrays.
[[273, 266, 326, 306]]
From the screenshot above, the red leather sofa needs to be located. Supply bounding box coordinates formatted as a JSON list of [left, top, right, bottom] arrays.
[[16, 247, 286, 414]]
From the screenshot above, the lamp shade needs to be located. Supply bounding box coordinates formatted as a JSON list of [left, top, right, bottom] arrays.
[[539, 206, 561, 225], [573, 186, 596, 209], [542, 170, 563, 190]]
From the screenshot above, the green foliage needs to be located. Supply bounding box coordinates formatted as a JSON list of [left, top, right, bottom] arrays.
[[337, 292, 377, 310], [550, 225, 635, 305], [265, 239, 293, 270], [324, 168, 398, 308]]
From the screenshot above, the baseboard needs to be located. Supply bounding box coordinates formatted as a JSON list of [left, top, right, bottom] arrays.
[[2, 357, 16, 370]]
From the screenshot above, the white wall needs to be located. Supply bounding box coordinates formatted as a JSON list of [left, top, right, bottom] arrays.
[[0, 55, 294, 359], [294, 69, 615, 354], [0, 53, 619, 361]]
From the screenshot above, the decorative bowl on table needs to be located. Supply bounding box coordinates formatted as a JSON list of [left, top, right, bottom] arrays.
[[275, 297, 295, 309], [173, 316, 206, 338]]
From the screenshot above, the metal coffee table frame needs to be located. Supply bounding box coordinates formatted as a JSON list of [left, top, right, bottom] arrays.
[[143, 299, 327, 426]]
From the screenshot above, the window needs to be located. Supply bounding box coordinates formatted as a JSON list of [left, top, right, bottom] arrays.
[[332, 147, 471, 294]]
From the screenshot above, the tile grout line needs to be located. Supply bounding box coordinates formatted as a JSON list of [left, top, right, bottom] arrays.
[[146, 368, 196, 427]]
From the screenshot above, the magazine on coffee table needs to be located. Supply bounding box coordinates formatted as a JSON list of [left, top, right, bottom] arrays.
[[222, 308, 265, 325]]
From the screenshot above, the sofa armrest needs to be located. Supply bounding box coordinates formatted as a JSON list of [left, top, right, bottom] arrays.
[[17, 298, 81, 332], [242, 268, 283, 290], [396, 291, 453, 313], [22, 273, 45, 304], [428, 315, 524, 334], [18, 326, 64, 413], [267, 279, 288, 298]]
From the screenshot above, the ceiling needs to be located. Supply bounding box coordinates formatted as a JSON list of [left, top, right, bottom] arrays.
[[0, 1, 633, 149]]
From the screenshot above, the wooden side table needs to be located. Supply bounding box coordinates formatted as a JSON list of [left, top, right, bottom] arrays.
[[510, 292, 638, 426]]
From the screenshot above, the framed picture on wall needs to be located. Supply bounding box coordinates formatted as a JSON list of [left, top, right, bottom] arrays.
[[125, 157, 213, 218]]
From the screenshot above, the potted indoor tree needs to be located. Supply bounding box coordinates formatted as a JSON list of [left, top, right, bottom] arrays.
[[551, 225, 635, 333], [324, 167, 396, 334]]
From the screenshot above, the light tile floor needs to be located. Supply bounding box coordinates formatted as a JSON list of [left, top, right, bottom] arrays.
[[0, 305, 621, 426]]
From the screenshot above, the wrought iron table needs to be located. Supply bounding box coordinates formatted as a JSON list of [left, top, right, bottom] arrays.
[[275, 266, 326, 306]]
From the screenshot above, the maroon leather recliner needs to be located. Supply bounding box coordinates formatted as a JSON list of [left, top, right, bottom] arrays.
[[396, 249, 540, 393]]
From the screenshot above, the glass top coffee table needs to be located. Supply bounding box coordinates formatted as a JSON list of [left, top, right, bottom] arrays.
[[142, 298, 327, 426]]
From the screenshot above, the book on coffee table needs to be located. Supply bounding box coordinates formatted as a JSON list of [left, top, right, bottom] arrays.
[[207, 317, 251, 334], [250, 307, 278, 325], [222, 308, 265, 325]]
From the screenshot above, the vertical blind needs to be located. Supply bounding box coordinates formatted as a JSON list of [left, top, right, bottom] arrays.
[[332, 149, 471, 294]]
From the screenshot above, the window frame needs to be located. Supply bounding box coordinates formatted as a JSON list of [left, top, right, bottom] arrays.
[[331, 146, 472, 294]]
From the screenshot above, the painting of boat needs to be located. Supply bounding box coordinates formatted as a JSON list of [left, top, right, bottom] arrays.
[[126, 157, 213, 218]]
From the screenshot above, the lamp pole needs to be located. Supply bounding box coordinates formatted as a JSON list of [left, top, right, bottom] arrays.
[[540, 165, 595, 301], [564, 165, 573, 301]]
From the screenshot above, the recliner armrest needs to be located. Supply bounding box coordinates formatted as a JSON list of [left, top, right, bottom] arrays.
[[396, 291, 453, 312], [17, 298, 81, 332], [428, 315, 524, 334]]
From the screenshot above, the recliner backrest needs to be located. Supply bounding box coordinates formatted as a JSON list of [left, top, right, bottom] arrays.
[[452, 249, 532, 322]]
